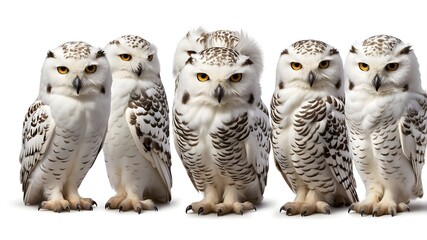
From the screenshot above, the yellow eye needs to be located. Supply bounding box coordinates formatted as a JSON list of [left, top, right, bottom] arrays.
[[386, 63, 399, 71], [359, 62, 370, 71], [85, 65, 97, 74], [197, 73, 210, 82], [57, 66, 69, 74], [319, 60, 330, 69], [119, 54, 132, 61], [291, 62, 302, 70], [229, 73, 243, 82], [147, 54, 153, 61]]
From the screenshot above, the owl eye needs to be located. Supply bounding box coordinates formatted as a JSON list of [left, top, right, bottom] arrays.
[[147, 54, 154, 61], [119, 54, 132, 61], [57, 66, 69, 74], [229, 73, 243, 82], [386, 63, 399, 71], [318, 60, 330, 69], [291, 62, 302, 70], [359, 62, 370, 71], [85, 65, 97, 74], [197, 73, 210, 82]]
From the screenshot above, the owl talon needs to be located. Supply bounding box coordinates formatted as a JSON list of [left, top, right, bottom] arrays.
[[279, 206, 285, 213], [348, 204, 353, 213], [119, 206, 123, 212], [92, 200, 97, 207], [217, 209, 223, 217], [198, 207, 204, 215], [154, 206, 158, 211], [301, 210, 307, 217], [360, 209, 365, 217], [372, 211, 377, 217], [136, 207, 142, 214], [76, 203, 81, 211], [105, 202, 110, 209], [185, 205, 192, 213]]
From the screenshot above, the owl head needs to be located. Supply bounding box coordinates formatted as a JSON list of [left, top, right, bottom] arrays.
[[344, 35, 421, 94], [178, 47, 261, 106], [276, 40, 343, 96], [173, 28, 263, 79], [103, 35, 160, 80], [40, 41, 111, 98]]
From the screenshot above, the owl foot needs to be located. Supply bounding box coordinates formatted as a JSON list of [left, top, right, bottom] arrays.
[[347, 200, 406, 216], [38, 199, 70, 213], [108, 196, 157, 213], [280, 201, 331, 216], [214, 201, 256, 216], [105, 194, 126, 209], [68, 197, 97, 211], [185, 201, 215, 215], [371, 201, 410, 217]]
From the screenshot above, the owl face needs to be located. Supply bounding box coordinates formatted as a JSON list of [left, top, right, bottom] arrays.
[[345, 35, 420, 93], [40, 41, 111, 97], [103, 35, 160, 79], [277, 40, 343, 93], [179, 47, 259, 106]]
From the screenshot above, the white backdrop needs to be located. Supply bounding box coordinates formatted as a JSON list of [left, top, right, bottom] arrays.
[[1, 0, 426, 239]]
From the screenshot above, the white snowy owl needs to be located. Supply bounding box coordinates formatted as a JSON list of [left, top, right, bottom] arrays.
[[19, 41, 112, 212], [345, 35, 427, 216], [103, 35, 171, 213], [173, 29, 270, 216], [271, 40, 358, 216]]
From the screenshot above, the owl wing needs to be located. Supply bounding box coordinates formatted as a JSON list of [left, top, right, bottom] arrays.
[[295, 96, 358, 202], [270, 92, 296, 192], [246, 101, 270, 193], [126, 82, 172, 191], [19, 100, 55, 194], [399, 94, 427, 194], [172, 109, 201, 191]]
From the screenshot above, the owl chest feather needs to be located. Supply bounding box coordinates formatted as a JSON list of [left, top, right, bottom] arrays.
[[346, 90, 407, 132], [43, 94, 109, 181], [176, 101, 254, 187]]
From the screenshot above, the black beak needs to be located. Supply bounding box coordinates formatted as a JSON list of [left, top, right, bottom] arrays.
[[308, 71, 315, 87], [134, 63, 143, 77], [73, 77, 82, 94], [215, 85, 225, 103], [373, 74, 381, 91]]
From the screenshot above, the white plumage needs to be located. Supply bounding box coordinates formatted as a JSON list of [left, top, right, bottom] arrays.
[[271, 40, 358, 216], [345, 35, 427, 216], [103, 35, 171, 213], [19, 42, 112, 212], [173, 29, 270, 216]]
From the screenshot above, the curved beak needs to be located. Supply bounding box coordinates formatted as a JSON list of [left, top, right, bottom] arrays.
[[308, 71, 315, 87], [214, 85, 225, 103], [373, 74, 381, 91], [133, 63, 143, 77], [73, 77, 82, 94]]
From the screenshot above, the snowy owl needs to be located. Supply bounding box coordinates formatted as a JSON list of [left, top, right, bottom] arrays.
[[173, 29, 270, 216], [271, 40, 358, 216], [19, 41, 112, 212], [103, 35, 172, 213], [345, 35, 427, 216]]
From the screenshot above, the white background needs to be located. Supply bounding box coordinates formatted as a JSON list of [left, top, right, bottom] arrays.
[[1, 0, 426, 239]]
